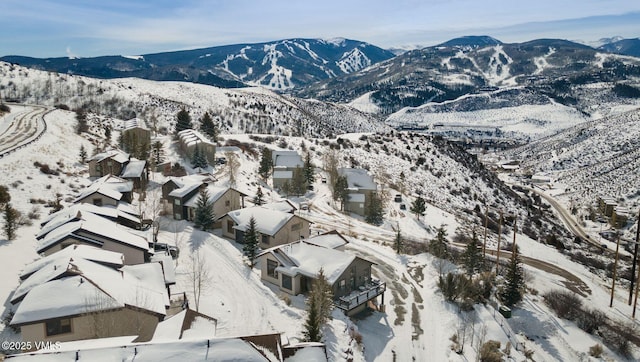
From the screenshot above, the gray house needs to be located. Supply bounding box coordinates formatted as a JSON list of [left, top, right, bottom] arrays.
[[338, 168, 377, 216]]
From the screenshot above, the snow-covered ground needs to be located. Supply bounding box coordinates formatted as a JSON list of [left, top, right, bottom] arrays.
[[2, 90, 640, 361]]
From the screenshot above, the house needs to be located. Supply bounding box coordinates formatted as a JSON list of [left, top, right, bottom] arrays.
[[177, 129, 216, 165], [304, 230, 349, 251], [598, 196, 618, 217], [219, 206, 310, 247], [121, 159, 148, 191], [73, 185, 122, 207], [36, 212, 150, 265], [88, 150, 130, 178], [121, 118, 151, 153], [338, 168, 377, 216], [85, 174, 134, 203], [271, 150, 303, 190], [151, 308, 217, 341], [261, 200, 298, 213], [183, 184, 246, 225], [39, 204, 141, 238], [10, 260, 168, 345], [162, 174, 217, 220], [258, 241, 385, 316], [612, 206, 630, 228]]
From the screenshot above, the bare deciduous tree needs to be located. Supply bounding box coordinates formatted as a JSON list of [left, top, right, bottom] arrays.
[[187, 249, 212, 312]]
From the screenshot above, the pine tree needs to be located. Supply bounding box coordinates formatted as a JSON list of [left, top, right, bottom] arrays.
[[303, 291, 322, 342], [500, 246, 525, 307], [79, 145, 88, 163], [303, 268, 333, 342], [151, 141, 164, 165], [303, 152, 315, 185], [258, 148, 273, 181], [365, 192, 384, 226], [191, 145, 209, 169], [254, 186, 264, 206], [0, 185, 10, 207], [75, 108, 88, 134], [281, 180, 291, 198], [175, 108, 192, 134], [242, 216, 259, 267], [394, 224, 403, 254], [193, 188, 214, 231], [462, 229, 483, 276], [199, 112, 218, 141], [429, 224, 449, 259], [291, 167, 306, 196], [333, 175, 349, 211], [410, 196, 426, 220], [3, 203, 18, 240]]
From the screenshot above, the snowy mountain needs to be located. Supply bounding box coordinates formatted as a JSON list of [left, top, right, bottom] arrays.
[[295, 38, 640, 115], [0, 38, 395, 91], [598, 37, 640, 57]]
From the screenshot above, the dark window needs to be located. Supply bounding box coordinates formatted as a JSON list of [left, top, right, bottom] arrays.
[[267, 259, 278, 278], [227, 220, 234, 233], [262, 234, 270, 244], [93, 198, 102, 206], [46, 318, 72, 336], [282, 275, 292, 290], [225, 200, 230, 207]]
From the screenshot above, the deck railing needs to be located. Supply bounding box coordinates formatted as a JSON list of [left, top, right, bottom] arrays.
[[335, 279, 386, 311]]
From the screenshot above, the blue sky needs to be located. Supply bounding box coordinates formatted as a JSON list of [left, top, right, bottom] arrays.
[[2, 0, 639, 57]]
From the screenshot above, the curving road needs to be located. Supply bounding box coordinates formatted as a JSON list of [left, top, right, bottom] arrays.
[[0, 104, 50, 157]]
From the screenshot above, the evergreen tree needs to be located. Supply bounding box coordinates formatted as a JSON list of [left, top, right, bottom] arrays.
[[303, 152, 315, 185], [281, 180, 291, 198], [0, 185, 10, 207], [254, 186, 264, 206], [365, 192, 384, 226], [191, 145, 209, 169], [462, 229, 483, 276], [151, 141, 164, 165], [199, 112, 218, 141], [75, 108, 88, 134], [104, 125, 112, 141], [303, 290, 322, 342], [333, 175, 349, 211], [175, 108, 192, 134], [193, 188, 214, 231], [429, 224, 449, 259], [79, 145, 88, 163], [258, 148, 273, 181], [394, 224, 403, 254], [500, 246, 525, 307], [303, 268, 333, 342], [410, 196, 426, 220], [3, 203, 18, 240], [291, 167, 306, 196], [242, 216, 259, 267]]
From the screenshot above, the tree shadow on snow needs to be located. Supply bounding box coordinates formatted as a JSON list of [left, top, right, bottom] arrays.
[[508, 307, 564, 361]]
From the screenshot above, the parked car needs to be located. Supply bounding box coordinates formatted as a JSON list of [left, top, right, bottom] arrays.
[[154, 243, 180, 259], [399, 204, 406, 210], [321, 176, 327, 184], [394, 194, 402, 202]]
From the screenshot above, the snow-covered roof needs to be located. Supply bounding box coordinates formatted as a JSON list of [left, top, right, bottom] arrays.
[[116, 201, 140, 217], [165, 173, 216, 189], [152, 309, 217, 341], [92, 174, 134, 193], [73, 186, 123, 204], [184, 185, 232, 208], [37, 212, 149, 254], [273, 170, 293, 179], [178, 129, 215, 145], [262, 200, 298, 213], [19, 244, 124, 280], [150, 254, 176, 285], [169, 183, 202, 198], [90, 149, 130, 164], [270, 242, 358, 285], [272, 150, 303, 168], [338, 168, 376, 191], [304, 231, 349, 250], [38, 205, 140, 240], [122, 118, 149, 131], [11, 260, 167, 326], [121, 159, 146, 178], [216, 146, 241, 153], [225, 206, 296, 236]]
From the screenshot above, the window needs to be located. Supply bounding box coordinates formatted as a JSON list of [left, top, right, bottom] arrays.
[[227, 220, 234, 233], [339, 279, 346, 291], [282, 275, 292, 290], [174, 199, 181, 206], [46, 318, 72, 336], [225, 200, 230, 207], [92, 198, 102, 206], [291, 222, 302, 231], [267, 259, 278, 278], [262, 234, 270, 245], [350, 276, 355, 290]]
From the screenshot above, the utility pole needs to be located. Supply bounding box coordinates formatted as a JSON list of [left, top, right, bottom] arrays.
[[495, 210, 503, 275], [629, 209, 640, 305], [610, 232, 621, 308], [483, 201, 488, 258]]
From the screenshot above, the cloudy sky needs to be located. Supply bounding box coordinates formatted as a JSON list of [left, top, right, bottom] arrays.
[[2, 0, 639, 57]]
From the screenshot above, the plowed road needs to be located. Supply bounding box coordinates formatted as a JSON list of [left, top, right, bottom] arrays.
[[0, 105, 49, 157]]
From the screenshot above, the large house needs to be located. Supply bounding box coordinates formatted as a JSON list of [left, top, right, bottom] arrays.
[[121, 159, 148, 191], [258, 239, 385, 316], [36, 212, 150, 265], [271, 150, 303, 190], [183, 184, 246, 226], [162, 174, 216, 220], [88, 150, 130, 178], [41, 203, 141, 236], [10, 259, 168, 344], [219, 206, 310, 247], [120, 118, 151, 153], [338, 168, 377, 216]]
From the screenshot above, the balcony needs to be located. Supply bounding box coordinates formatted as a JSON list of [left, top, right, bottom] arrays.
[[335, 279, 386, 312]]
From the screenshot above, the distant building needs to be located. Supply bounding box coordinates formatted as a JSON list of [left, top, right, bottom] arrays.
[[177, 129, 216, 165], [120, 118, 151, 154], [271, 150, 303, 190], [338, 168, 377, 216], [598, 196, 618, 217], [88, 150, 130, 178]]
